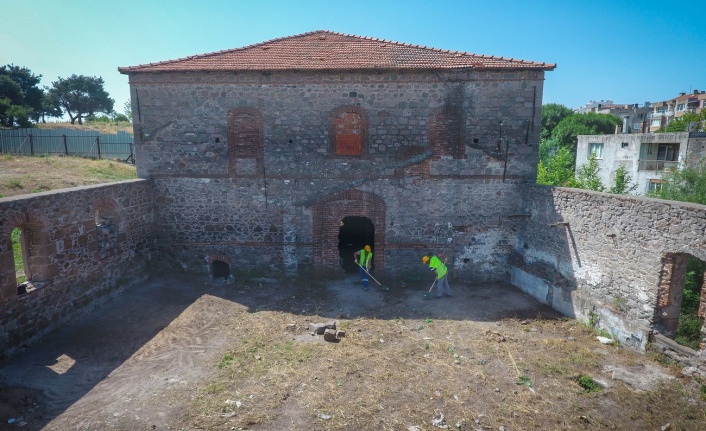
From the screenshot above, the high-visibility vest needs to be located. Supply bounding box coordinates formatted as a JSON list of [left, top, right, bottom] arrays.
[[358, 249, 372, 268], [429, 255, 447, 278]]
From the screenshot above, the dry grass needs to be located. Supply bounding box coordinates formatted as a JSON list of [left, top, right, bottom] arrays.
[[184, 292, 706, 431], [36, 121, 133, 134], [0, 155, 136, 198]]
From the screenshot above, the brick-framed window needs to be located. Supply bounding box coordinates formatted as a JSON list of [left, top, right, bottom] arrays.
[[227, 107, 264, 176], [428, 106, 465, 159], [329, 106, 368, 157]]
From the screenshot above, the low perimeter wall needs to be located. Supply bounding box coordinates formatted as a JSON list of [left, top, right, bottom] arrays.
[[0, 180, 155, 358], [512, 185, 706, 374]]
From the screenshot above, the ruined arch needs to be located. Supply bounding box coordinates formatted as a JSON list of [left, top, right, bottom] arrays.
[[0, 211, 51, 298], [312, 190, 385, 274], [655, 252, 706, 348], [227, 107, 264, 176], [428, 105, 465, 159]]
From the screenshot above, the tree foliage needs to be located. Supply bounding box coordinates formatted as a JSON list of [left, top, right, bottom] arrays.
[[48, 74, 114, 124], [551, 112, 622, 154], [652, 163, 706, 205], [541, 103, 573, 142], [659, 111, 706, 133], [537, 142, 575, 186], [609, 164, 637, 194], [570, 153, 605, 192], [0, 64, 45, 127]]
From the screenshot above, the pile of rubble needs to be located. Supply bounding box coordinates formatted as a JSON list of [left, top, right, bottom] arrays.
[[308, 321, 345, 342]]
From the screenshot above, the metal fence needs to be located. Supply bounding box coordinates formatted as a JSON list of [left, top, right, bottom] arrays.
[[0, 128, 134, 163]]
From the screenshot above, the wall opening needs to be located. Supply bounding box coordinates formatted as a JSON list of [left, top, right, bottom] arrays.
[[212, 260, 231, 279], [655, 253, 706, 350], [11, 227, 28, 293], [337, 216, 375, 274]]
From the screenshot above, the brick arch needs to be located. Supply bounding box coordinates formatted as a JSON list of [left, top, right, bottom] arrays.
[[329, 105, 368, 157], [312, 189, 385, 274], [655, 252, 706, 342], [94, 197, 121, 259], [227, 107, 264, 176], [0, 211, 51, 295], [428, 105, 465, 159], [207, 254, 232, 265]]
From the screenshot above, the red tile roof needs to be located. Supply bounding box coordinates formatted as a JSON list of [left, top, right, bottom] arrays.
[[119, 30, 555, 74]]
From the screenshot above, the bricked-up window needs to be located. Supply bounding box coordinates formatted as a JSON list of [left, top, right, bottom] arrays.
[[95, 199, 120, 259], [336, 112, 362, 155], [428, 106, 464, 159], [228, 108, 264, 175], [330, 106, 368, 157]]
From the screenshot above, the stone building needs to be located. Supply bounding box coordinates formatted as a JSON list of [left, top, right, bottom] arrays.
[[2, 31, 705, 373], [576, 132, 706, 195], [117, 30, 555, 280]]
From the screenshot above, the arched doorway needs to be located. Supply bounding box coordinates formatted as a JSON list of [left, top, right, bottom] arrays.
[[338, 216, 375, 274], [312, 189, 385, 275]]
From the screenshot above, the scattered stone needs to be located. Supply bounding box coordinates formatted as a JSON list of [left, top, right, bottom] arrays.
[[431, 413, 448, 429], [324, 328, 338, 342], [408, 426, 421, 431], [604, 363, 676, 392], [317, 413, 332, 420], [325, 321, 337, 330], [596, 336, 614, 344], [309, 323, 326, 335], [661, 423, 671, 431], [336, 329, 346, 338]]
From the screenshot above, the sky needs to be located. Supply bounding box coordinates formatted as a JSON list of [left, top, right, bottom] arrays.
[[2, 0, 705, 119]]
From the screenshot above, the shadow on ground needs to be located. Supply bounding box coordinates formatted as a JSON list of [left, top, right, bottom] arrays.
[[0, 272, 560, 430]]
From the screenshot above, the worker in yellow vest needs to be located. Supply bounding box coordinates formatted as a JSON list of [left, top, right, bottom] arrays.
[[353, 245, 373, 290], [422, 254, 451, 298]]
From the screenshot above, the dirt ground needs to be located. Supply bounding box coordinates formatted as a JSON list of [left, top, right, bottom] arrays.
[[0, 272, 704, 431]]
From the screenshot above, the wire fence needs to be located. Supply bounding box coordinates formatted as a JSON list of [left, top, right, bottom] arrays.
[[0, 129, 134, 163]]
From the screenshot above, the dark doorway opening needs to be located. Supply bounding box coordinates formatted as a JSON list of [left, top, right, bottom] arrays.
[[212, 260, 231, 279], [338, 216, 375, 274]]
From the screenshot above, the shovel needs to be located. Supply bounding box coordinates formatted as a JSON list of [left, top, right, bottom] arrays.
[[423, 278, 437, 300], [355, 262, 390, 291]]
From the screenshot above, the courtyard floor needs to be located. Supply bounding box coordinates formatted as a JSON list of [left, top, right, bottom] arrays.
[[0, 272, 704, 430]]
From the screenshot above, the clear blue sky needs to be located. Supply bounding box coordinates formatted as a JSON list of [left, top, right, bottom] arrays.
[[2, 0, 705, 118]]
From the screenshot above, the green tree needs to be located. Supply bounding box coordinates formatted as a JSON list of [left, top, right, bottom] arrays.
[[0, 64, 44, 127], [609, 164, 637, 194], [659, 111, 705, 133], [48, 74, 114, 124], [537, 143, 575, 186], [551, 112, 622, 155], [652, 163, 706, 205], [123, 100, 133, 122], [570, 153, 605, 191], [541, 103, 573, 142]]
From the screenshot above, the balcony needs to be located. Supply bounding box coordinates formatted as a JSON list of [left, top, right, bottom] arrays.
[[638, 160, 679, 171], [648, 111, 674, 119]]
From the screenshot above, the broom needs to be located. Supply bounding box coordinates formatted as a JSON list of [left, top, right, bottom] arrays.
[[355, 262, 390, 291], [423, 278, 437, 300]]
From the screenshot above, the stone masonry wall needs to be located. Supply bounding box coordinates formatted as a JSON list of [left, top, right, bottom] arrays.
[[512, 185, 706, 355], [128, 68, 544, 279], [0, 180, 155, 357]]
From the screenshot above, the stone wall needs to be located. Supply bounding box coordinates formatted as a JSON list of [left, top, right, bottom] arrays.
[[512, 185, 706, 359], [0, 180, 155, 357], [128, 68, 544, 279]]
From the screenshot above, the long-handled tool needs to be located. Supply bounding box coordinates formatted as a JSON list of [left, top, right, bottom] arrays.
[[423, 278, 437, 300], [355, 262, 389, 291]]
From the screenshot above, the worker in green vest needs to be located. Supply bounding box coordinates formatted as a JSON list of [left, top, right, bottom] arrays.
[[353, 245, 373, 290], [422, 254, 451, 298]]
